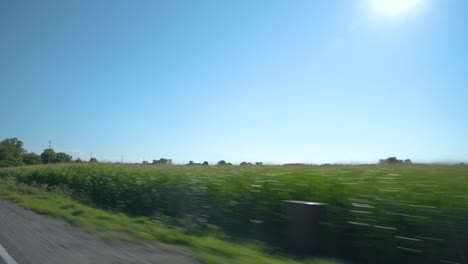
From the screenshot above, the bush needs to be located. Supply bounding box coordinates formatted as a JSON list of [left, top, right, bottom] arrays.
[[0, 160, 24, 168], [23, 153, 42, 165]]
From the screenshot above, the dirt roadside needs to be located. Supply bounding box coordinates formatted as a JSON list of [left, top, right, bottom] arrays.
[[0, 199, 197, 264]]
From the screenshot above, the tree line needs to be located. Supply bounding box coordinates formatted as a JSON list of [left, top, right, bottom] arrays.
[[143, 159, 263, 166], [0, 137, 264, 168], [379, 157, 412, 164], [1, 137, 416, 169], [0, 137, 95, 168]]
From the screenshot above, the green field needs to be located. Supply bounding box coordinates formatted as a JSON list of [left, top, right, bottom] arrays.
[[0, 163, 467, 263]]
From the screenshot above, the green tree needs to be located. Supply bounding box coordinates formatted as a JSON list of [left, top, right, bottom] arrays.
[[0, 137, 25, 162], [0, 137, 25, 167], [41, 148, 56, 164], [55, 152, 72, 163], [40, 149, 73, 164], [152, 158, 172, 165], [379, 157, 404, 164], [23, 152, 42, 165]]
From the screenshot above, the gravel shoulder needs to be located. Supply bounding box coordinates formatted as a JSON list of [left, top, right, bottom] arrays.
[[0, 199, 197, 264]]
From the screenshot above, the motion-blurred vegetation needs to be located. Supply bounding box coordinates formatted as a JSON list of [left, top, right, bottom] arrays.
[[1, 163, 466, 263]]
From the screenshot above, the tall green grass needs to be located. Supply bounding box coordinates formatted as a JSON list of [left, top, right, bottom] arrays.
[[0, 164, 467, 263]]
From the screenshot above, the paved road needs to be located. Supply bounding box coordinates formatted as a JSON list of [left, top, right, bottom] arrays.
[[0, 199, 197, 264]]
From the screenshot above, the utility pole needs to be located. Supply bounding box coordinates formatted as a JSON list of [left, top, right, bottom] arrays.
[[121, 155, 123, 164], [48, 140, 51, 164]]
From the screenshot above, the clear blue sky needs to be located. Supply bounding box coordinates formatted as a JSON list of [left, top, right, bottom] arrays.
[[1, 0, 467, 164]]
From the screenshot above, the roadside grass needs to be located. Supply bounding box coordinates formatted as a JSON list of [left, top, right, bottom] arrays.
[[0, 177, 343, 264]]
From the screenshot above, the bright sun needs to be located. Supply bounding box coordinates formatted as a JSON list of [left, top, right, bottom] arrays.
[[371, 0, 423, 15]]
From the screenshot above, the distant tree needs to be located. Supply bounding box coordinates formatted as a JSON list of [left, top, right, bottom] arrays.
[[40, 148, 56, 164], [75, 158, 83, 163], [187, 160, 206, 166], [152, 158, 172, 165], [89, 157, 98, 163], [404, 159, 412, 164], [23, 152, 42, 165], [40, 149, 72, 163], [283, 163, 306, 166], [217, 160, 227, 166], [202, 161, 209, 166], [55, 152, 72, 163], [0, 138, 25, 167], [379, 157, 404, 164], [240, 162, 253, 166], [142, 160, 149, 164], [255, 162, 263, 166]]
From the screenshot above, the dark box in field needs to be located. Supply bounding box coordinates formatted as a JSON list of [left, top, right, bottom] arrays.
[[283, 200, 327, 255]]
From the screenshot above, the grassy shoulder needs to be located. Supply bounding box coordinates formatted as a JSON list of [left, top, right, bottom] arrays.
[[0, 178, 343, 264]]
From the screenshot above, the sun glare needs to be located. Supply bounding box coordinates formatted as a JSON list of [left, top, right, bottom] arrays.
[[371, 0, 423, 15]]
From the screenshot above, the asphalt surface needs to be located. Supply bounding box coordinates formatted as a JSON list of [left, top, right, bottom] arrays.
[[0, 199, 197, 264]]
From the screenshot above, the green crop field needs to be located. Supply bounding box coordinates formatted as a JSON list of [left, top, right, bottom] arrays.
[[0, 163, 467, 264]]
